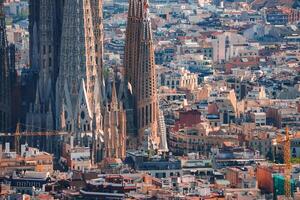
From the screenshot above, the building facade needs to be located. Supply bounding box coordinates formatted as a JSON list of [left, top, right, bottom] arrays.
[[161, 68, 198, 90]]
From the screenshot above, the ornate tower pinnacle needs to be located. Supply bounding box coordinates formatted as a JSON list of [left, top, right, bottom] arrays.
[[103, 79, 126, 159], [125, 0, 160, 147], [27, 0, 64, 131], [55, 0, 104, 146]]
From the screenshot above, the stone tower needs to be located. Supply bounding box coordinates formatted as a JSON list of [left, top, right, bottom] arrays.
[[124, 0, 160, 148], [103, 78, 126, 159], [0, 0, 11, 132], [29, 0, 64, 76], [27, 0, 64, 131], [55, 0, 104, 154]]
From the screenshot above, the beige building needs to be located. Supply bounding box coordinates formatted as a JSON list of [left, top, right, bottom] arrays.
[[225, 166, 256, 188], [249, 135, 273, 157], [246, 86, 266, 100], [63, 143, 91, 171], [267, 105, 300, 128], [168, 123, 239, 155], [161, 68, 198, 90], [250, 112, 266, 126], [209, 89, 238, 124]]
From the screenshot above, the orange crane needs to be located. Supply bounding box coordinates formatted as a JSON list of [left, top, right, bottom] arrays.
[[14, 122, 20, 154], [273, 127, 292, 198], [0, 129, 68, 137], [284, 127, 291, 198], [0, 123, 68, 152]]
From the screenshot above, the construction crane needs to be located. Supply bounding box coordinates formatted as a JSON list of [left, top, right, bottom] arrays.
[[0, 129, 68, 137], [14, 122, 20, 154], [0, 123, 68, 152], [273, 127, 292, 198], [284, 127, 291, 198]]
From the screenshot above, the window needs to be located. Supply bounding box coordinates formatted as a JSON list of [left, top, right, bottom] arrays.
[[81, 111, 85, 119], [146, 105, 149, 124]]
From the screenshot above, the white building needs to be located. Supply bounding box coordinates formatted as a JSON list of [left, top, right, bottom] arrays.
[[246, 86, 266, 100], [250, 112, 266, 126], [68, 146, 91, 171], [211, 32, 246, 63]]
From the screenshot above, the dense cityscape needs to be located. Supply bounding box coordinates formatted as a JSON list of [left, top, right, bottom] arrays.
[[1, 0, 300, 199]]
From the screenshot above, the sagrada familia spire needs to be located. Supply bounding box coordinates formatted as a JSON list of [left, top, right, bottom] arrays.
[[55, 0, 105, 159], [27, 0, 64, 131], [55, 0, 126, 161], [124, 0, 161, 149], [24, 0, 168, 160], [26, 0, 127, 161], [0, 0, 11, 132]]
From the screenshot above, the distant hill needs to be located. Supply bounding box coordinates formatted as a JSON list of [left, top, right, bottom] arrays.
[[251, 0, 300, 10]]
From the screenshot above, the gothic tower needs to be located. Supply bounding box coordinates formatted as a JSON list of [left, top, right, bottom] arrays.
[[0, 0, 11, 132], [27, 0, 64, 131], [124, 0, 160, 148], [55, 0, 104, 152], [29, 0, 63, 76], [103, 79, 126, 159]]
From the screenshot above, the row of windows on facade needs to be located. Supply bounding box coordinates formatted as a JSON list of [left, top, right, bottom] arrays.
[[154, 171, 181, 178], [139, 80, 155, 97], [164, 78, 196, 86], [166, 95, 185, 101], [139, 103, 156, 128], [66, 122, 91, 132], [170, 143, 219, 152], [169, 135, 226, 144], [15, 181, 43, 188], [140, 89, 156, 100], [42, 45, 52, 55]]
